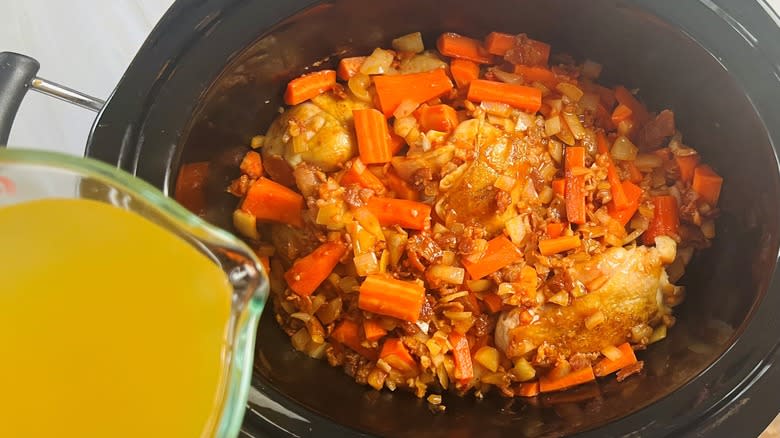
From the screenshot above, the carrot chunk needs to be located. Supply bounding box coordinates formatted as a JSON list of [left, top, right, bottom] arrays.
[[373, 69, 454, 117], [363, 319, 388, 342], [483, 32, 516, 56], [596, 132, 629, 210], [380, 338, 417, 373], [608, 180, 643, 226], [437, 32, 493, 64], [337, 56, 366, 81], [594, 343, 638, 377], [449, 332, 475, 384], [467, 79, 542, 113], [450, 59, 480, 88], [366, 197, 431, 230], [539, 235, 582, 256], [284, 241, 346, 296], [692, 164, 723, 206], [354, 108, 392, 164], [461, 236, 522, 280], [331, 320, 377, 359], [241, 177, 304, 227], [564, 146, 587, 224], [340, 157, 386, 194], [642, 195, 679, 245], [539, 366, 596, 393], [358, 275, 426, 322], [675, 154, 700, 184], [284, 70, 337, 105], [416, 104, 459, 132]]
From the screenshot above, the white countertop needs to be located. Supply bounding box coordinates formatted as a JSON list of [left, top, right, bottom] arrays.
[[2, 1, 779, 436]]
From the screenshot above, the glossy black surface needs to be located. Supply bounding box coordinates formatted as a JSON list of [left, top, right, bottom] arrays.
[[85, 0, 780, 436]]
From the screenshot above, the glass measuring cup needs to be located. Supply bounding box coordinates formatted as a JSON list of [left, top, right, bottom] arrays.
[[0, 148, 268, 438]]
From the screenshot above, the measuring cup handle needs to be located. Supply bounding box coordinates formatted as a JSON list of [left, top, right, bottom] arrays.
[[0, 52, 40, 147]]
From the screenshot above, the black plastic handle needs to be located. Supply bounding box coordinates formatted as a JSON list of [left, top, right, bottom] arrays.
[[0, 52, 40, 146]]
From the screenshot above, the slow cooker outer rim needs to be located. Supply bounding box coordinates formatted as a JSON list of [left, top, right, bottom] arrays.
[[84, 0, 780, 436]]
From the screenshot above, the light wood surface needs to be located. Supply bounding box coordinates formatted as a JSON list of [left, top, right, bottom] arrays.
[[1, 0, 779, 435]]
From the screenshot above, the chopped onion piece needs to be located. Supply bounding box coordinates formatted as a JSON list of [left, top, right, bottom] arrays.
[[393, 99, 420, 119], [545, 115, 562, 136], [562, 112, 587, 140], [634, 153, 664, 170], [649, 325, 668, 344], [601, 345, 624, 361], [348, 73, 372, 102], [233, 209, 260, 240], [467, 279, 493, 292], [579, 93, 600, 112], [654, 235, 677, 264], [427, 264, 466, 285], [505, 214, 529, 244], [611, 135, 639, 161], [354, 251, 380, 276], [494, 175, 517, 192], [360, 48, 395, 75], [392, 31, 424, 53], [585, 311, 605, 329], [515, 112, 535, 132], [556, 82, 584, 102], [481, 100, 513, 117], [492, 68, 524, 84]]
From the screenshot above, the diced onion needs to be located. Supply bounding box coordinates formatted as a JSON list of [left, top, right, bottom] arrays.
[[233, 209, 260, 240], [585, 310, 605, 329], [634, 153, 664, 170], [562, 112, 587, 140], [494, 175, 517, 192], [481, 101, 513, 118], [579, 93, 600, 112], [505, 214, 529, 244], [427, 264, 465, 285], [250, 135, 265, 149], [512, 358, 536, 382], [474, 346, 500, 372], [601, 345, 624, 361], [492, 68, 523, 84], [556, 82, 584, 102], [654, 235, 677, 264], [392, 32, 424, 53], [649, 325, 668, 344], [548, 139, 563, 163], [359, 48, 395, 75], [443, 311, 473, 320], [515, 112, 535, 132], [467, 279, 493, 292], [545, 116, 562, 137], [548, 291, 569, 306], [393, 99, 420, 119], [291, 328, 310, 352], [354, 251, 380, 276], [348, 73, 372, 102], [611, 135, 639, 161], [394, 116, 418, 138]]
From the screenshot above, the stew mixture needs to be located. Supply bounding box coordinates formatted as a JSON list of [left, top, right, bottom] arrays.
[[179, 30, 724, 407]]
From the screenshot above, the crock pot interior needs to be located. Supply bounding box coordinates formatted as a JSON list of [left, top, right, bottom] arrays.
[[178, 0, 780, 435]]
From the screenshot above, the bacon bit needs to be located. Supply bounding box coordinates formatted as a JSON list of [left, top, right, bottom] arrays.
[[616, 360, 644, 382]]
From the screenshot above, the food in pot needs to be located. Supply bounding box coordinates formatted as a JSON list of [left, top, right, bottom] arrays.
[[216, 30, 724, 402]]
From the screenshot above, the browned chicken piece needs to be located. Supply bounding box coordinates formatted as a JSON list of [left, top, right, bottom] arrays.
[[495, 243, 675, 360]]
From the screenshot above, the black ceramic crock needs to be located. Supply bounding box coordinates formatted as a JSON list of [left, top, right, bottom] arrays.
[[2, 1, 780, 436]]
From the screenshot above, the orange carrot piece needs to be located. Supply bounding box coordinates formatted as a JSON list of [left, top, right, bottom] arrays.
[[614, 85, 649, 125], [284, 70, 337, 106], [358, 275, 426, 322], [642, 195, 680, 245], [331, 320, 377, 360], [675, 154, 700, 184], [513, 65, 558, 89], [239, 151, 264, 178], [546, 222, 566, 239], [608, 180, 643, 226], [467, 79, 542, 113], [340, 157, 386, 194], [482, 292, 503, 314], [337, 56, 366, 81], [539, 235, 582, 256], [175, 161, 209, 215], [416, 104, 459, 132], [450, 59, 480, 88], [564, 146, 587, 224], [461, 235, 522, 280], [692, 164, 723, 206], [363, 319, 388, 342], [625, 161, 643, 183], [484, 32, 515, 56], [384, 169, 419, 201], [437, 32, 493, 64], [540, 366, 596, 393], [596, 132, 629, 210], [284, 241, 346, 296], [388, 131, 406, 156], [449, 332, 475, 384], [354, 108, 392, 164], [518, 381, 540, 397], [366, 197, 431, 230], [380, 338, 417, 373], [594, 343, 638, 377], [611, 104, 633, 126], [373, 69, 454, 117], [241, 177, 304, 227], [552, 178, 566, 197]]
